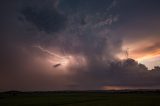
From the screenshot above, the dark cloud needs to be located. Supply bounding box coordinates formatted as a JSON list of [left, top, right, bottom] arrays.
[[114, 0, 160, 38], [71, 59, 160, 90], [59, 0, 116, 14], [21, 0, 66, 33], [0, 0, 160, 91]]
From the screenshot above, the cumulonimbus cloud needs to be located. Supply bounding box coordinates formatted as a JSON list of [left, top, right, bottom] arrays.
[[0, 0, 160, 91]]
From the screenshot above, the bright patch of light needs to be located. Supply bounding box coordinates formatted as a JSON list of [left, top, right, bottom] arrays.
[[137, 55, 160, 70], [34, 45, 87, 73]]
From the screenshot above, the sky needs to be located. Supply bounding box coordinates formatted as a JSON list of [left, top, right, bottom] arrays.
[[0, 0, 160, 91]]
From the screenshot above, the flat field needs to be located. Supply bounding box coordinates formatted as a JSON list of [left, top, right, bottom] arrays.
[[0, 91, 160, 106]]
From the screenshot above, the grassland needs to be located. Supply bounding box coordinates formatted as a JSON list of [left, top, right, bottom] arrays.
[[0, 91, 160, 106]]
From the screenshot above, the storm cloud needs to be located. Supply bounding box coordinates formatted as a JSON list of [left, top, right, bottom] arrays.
[[0, 0, 160, 91]]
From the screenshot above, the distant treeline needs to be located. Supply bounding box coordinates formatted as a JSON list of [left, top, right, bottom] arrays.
[[1, 90, 160, 95]]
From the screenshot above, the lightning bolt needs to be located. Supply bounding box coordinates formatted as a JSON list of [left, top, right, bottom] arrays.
[[33, 45, 65, 59]]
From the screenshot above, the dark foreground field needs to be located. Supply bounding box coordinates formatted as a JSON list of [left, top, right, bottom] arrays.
[[1, 91, 160, 106]]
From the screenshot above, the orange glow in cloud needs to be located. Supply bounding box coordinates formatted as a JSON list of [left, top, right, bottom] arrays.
[[136, 49, 160, 61], [119, 39, 160, 69], [129, 48, 160, 70]]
